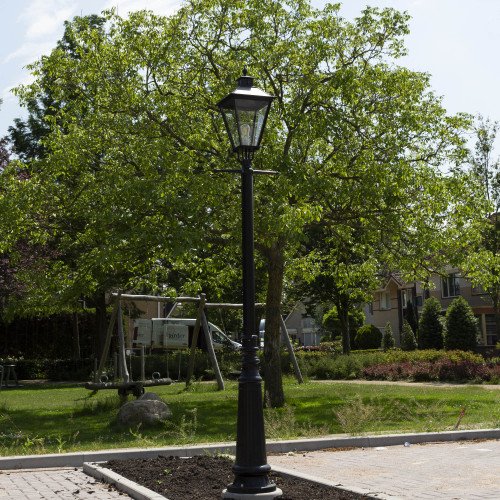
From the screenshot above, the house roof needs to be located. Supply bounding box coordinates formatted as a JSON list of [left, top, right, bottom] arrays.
[[375, 272, 406, 292]]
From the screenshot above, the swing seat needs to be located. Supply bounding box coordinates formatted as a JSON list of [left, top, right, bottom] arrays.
[[85, 377, 172, 397]]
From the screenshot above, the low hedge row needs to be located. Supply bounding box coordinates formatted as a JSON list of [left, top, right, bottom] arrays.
[[362, 360, 500, 383], [284, 349, 498, 383], [0, 358, 94, 381], [0, 350, 242, 382], [3, 348, 498, 384]]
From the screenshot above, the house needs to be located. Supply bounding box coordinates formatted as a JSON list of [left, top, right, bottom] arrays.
[[365, 270, 498, 347], [281, 302, 321, 347]]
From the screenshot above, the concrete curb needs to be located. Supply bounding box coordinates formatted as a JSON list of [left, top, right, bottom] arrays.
[[269, 464, 390, 499], [0, 428, 499, 470], [84, 462, 168, 500]]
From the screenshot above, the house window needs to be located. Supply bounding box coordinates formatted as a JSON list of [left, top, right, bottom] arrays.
[[442, 273, 460, 298], [485, 314, 497, 346], [301, 317, 316, 329], [401, 289, 413, 308], [380, 291, 391, 310]]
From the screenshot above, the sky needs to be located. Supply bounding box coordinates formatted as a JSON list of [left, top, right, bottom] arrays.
[[1, 0, 500, 140]]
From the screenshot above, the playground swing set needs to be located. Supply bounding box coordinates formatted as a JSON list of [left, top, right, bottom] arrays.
[[84, 292, 303, 397]]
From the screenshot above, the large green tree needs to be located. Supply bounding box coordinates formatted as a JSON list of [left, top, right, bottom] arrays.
[[462, 117, 500, 341], [3, 1, 484, 406]]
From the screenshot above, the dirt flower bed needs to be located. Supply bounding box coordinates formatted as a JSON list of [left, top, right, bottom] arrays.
[[104, 455, 369, 499]]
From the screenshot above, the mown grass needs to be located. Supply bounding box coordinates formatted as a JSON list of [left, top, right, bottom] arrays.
[[0, 378, 499, 456]]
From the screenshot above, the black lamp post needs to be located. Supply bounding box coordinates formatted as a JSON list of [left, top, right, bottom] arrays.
[[217, 69, 281, 499]]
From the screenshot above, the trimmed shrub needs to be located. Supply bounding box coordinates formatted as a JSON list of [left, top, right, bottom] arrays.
[[354, 324, 382, 350], [400, 320, 417, 351], [444, 296, 478, 351], [418, 297, 444, 349], [362, 359, 496, 383], [382, 322, 395, 351], [405, 300, 419, 338]]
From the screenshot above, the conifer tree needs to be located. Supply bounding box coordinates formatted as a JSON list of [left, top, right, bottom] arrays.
[[444, 296, 478, 350], [401, 319, 418, 351], [382, 321, 395, 350], [418, 297, 444, 349]]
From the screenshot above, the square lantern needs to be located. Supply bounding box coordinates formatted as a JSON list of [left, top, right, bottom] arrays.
[[217, 70, 274, 154]]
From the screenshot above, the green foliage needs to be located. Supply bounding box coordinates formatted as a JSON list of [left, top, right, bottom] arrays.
[[382, 322, 395, 350], [401, 319, 418, 351], [0, 0, 487, 406], [460, 117, 500, 346], [444, 296, 478, 351], [2, 357, 93, 381], [418, 297, 444, 349], [354, 324, 382, 350], [383, 349, 483, 364], [322, 305, 364, 341], [405, 300, 419, 337]]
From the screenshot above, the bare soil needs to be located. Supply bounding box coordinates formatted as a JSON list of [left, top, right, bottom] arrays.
[[104, 455, 370, 499]]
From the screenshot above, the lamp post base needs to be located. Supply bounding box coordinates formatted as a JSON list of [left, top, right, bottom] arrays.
[[221, 487, 283, 499]]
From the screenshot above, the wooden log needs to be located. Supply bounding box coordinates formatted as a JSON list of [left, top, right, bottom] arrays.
[[97, 299, 119, 379], [84, 378, 172, 391], [117, 300, 130, 383], [205, 302, 266, 309], [201, 297, 224, 391], [111, 293, 199, 303], [280, 315, 303, 384], [186, 296, 205, 387]]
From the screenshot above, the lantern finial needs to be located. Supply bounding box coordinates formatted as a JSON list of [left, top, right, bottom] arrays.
[[237, 68, 253, 89]]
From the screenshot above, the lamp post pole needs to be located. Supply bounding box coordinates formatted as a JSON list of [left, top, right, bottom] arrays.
[[218, 70, 282, 499]]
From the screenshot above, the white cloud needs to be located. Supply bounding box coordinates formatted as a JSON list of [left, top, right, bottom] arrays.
[[19, 0, 77, 40], [3, 1, 78, 64], [3, 41, 55, 65]]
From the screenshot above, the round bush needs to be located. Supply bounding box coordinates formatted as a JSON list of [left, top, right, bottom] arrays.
[[355, 324, 382, 350]]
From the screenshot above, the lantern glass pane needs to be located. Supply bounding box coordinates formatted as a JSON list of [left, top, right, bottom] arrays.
[[222, 107, 240, 148], [235, 99, 270, 147]]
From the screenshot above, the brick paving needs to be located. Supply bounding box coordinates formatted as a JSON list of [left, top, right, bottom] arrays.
[[0, 467, 129, 499], [269, 439, 500, 499]]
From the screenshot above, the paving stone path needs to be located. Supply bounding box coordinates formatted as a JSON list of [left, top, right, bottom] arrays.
[[269, 439, 500, 499], [0, 467, 129, 499]]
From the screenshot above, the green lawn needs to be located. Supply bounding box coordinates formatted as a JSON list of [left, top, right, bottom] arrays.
[[0, 378, 499, 456]]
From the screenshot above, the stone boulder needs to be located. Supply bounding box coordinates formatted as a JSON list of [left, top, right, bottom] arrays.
[[117, 392, 172, 427]]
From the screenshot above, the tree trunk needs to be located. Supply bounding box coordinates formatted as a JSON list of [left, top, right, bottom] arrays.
[[337, 296, 351, 355], [94, 291, 108, 361], [263, 244, 285, 408], [71, 311, 81, 360]]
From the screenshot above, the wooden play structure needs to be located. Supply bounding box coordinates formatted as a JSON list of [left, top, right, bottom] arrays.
[[85, 292, 302, 397]]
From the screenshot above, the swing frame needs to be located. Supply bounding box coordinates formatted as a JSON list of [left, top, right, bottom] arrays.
[[84, 291, 303, 397]]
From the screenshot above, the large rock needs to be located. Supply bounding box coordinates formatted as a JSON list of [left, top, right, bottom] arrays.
[[117, 392, 172, 427]]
